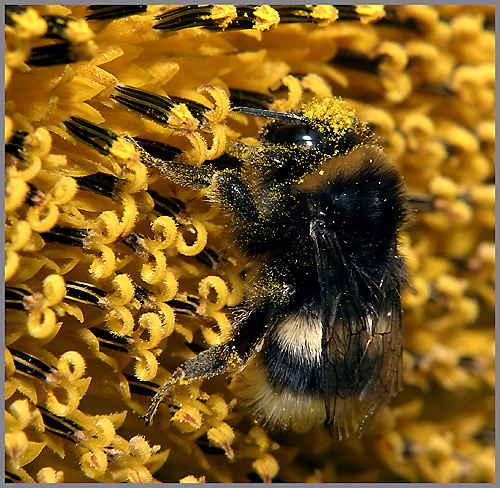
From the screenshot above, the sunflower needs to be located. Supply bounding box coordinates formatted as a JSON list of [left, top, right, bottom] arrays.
[[5, 5, 494, 483]]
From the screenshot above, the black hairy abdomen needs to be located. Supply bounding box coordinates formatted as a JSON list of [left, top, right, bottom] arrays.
[[263, 341, 322, 394], [260, 311, 324, 396]]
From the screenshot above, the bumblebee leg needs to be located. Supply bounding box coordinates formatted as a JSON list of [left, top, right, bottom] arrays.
[[211, 172, 260, 221], [230, 283, 296, 355], [127, 136, 214, 188], [141, 343, 242, 424], [129, 136, 262, 221], [142, 284, 294, 424]]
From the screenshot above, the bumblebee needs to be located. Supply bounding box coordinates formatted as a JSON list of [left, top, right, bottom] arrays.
[[137, 97, 408, 440]]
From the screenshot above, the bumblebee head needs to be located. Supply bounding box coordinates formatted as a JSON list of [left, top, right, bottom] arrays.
[[231, 98, 373, 182]]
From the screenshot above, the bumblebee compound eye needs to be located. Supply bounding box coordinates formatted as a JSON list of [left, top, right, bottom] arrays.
[[262, 123, 325, 148], [255, 123, 330, 181]]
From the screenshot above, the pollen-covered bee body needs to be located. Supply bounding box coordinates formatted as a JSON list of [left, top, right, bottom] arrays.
[[235, 145, 406, 439], [139, 97, 408, 440]]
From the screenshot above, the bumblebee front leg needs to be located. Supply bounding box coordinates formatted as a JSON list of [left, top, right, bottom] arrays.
[[128, 136, 261, 221], [126, 136, 214, 189]]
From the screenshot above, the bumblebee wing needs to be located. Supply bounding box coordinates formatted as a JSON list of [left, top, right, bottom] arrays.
[[310, 219, 403, 440]]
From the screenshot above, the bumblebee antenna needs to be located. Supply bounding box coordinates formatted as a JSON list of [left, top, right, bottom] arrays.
[[232, 106, 309, 124]]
